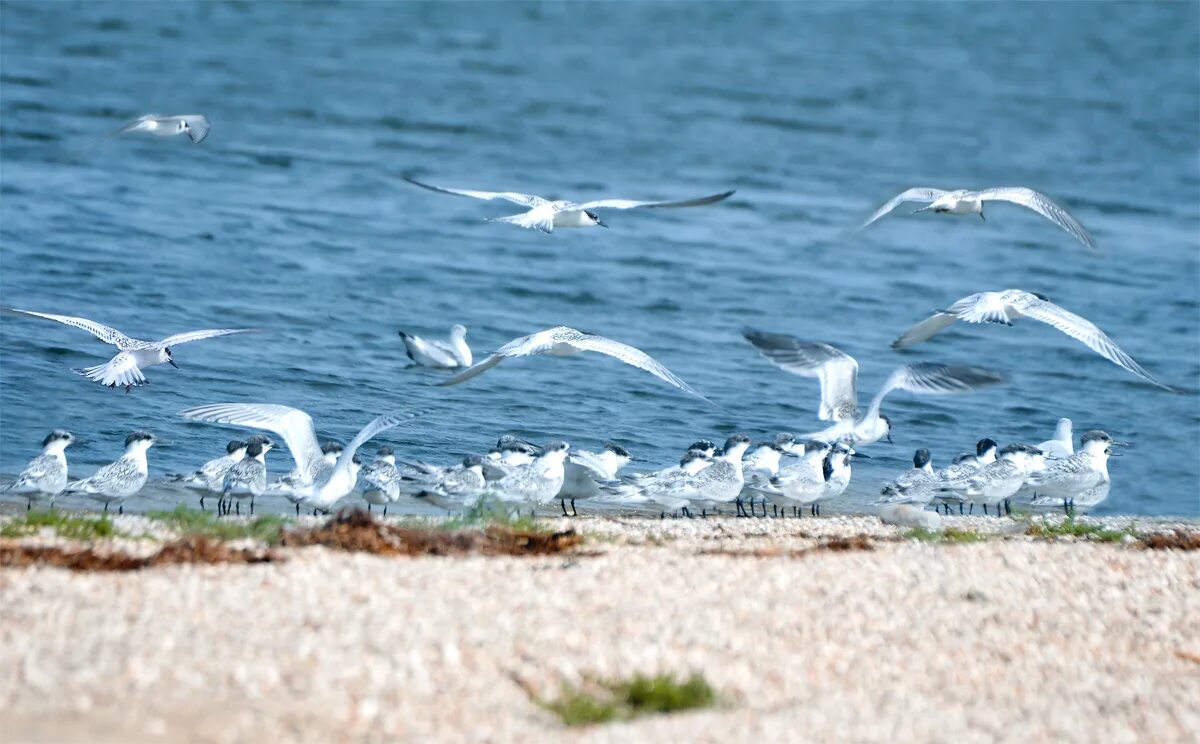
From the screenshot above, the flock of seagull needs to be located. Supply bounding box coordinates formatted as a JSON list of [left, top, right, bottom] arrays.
[[2, 112, 1185, 519]]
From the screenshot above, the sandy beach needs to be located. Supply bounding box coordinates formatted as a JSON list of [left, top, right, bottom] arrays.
[[1, 513, 1198, 743]]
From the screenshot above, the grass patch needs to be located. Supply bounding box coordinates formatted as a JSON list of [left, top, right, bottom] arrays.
[[903, 526, 989, 544], [541, 673, 718, 726], [0, 509, 120, 540], [147, 505, 288, 545], [1026, 518, 1133, 543], [442, 496, 545, 533]]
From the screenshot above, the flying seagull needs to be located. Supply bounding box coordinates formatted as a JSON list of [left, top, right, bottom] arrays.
[[744, 329, 1006, 446], [110, 114, 212, 144], [855, 187, 1094, 250], [436, 325, 708, 401], [891, 289, 1179, 392], [398, 324, 472, 368], [403, 176, 734, 233], [2, 307, 256, 392]]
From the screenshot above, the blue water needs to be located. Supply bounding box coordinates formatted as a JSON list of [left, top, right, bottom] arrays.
[[1, 2, 1197, 517]]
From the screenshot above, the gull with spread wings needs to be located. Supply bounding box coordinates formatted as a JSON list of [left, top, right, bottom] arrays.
[[110, 114, 212, 144], [436, 326, 708, 401], [744, 329, 1005, 446], [404, 176, 734, 233], [2, 308, 256, 392], [855, 186, 1095, 250], [891, 289, 1180, 392]]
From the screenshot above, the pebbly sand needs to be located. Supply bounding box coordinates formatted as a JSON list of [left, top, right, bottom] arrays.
[[1, 514, 1198, 743]]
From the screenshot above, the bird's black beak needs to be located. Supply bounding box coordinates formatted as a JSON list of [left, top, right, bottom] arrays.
[[1111, 440, 1129, 447], [168, 359, 179, 369], [853, 452, 871, 459], [597, 219, 609, 228]]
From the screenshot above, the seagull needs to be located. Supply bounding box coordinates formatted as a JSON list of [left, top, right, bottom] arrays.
[[398, 325, 472, 369], [878, 448, 935, 504], [738, 439, 797, 517], [891, 290, 1178, 392], [926, 438, 998, 513], [403, 455, 489, 508], [1024, 431, 1124, 514], [747, 440, 832, 515], [110, 114, 212, 144], [65, 432, 157, 514], [7, 431, 75, 509], [437, 326, 707, 400], [744, 329, 1006, 446], [178, 404, 422, 514], [616, 434, 752, 516], [270, 442, 341, 513], [220, 436, 274, 516], [167, 439, 247, 509], [813, 443, 859, 515], [361, 446, 401, 514], [1038, 418, 1075, 460], [2, 308, 256, 392], [484, 441, 571, 504], [938, 443, 1045, 516], [557, 442, 634, 515], [403, 176, 734, 233], [855, 186, 1094, 250]]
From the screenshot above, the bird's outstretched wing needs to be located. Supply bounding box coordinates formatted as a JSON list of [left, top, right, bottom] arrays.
[[855, 188, 948, 232], [891, 313, 959, 349], [178, 115, 211, 144], [743, 329, 859, 422], [154, 328, 257, 348], [891, 292, 1008, 349], [3, 307, 135, 348], [574, 190, 735, 211], [866, 363, 1006, 420], [330, 411, 424, 478], [565, 332, 707, 400], [1015, 295, 1176, 391], [403, 177, 548, 208], [179, 403, 325, 480], [75, 352, 148, 388], [436, 354, 508, 386], [107, 114, 156, 139], [977, 187, 1095, 250]]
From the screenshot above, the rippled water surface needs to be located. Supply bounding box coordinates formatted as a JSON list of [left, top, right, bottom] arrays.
[[1, 2, 1197, 516]]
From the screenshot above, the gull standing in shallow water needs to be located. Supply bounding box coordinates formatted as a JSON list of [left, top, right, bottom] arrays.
[[398, 325, 472, 369], [891, 290, 1180, 391], [1026, 431, 1124, 515], [361, 447, 402, 514], [403, 176, 734, 233], [2, 308, 256, 392], [938, 444, 1046, 516], [483, 441, 571, 505], [437, 326, 708, 401], [168, 439, 247, 510], [65, 432, 157, 514], [855, 186, 1095, 250], [744, 329, 1005, 446], [557, 443, 634, 515], [220, 436, 274, 516], [7, 431, 75, 510], [110, 114, 212, 143]]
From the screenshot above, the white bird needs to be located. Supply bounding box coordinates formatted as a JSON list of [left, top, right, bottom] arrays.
[[361, 446, 401, 514], [814, 443, 858, 514], [220, 436, 274, 516], [939, 444, 1046, 516], [926, 439, 999, 513], [1038, 418, 1075, 460], [7, 430, 75, 509], [749, 440, 832, 515], [891, 289, 1178, 392], [484, 441, 571, 504], [878, 448, 935, 504], [617, 434, 752, 516], [168, 439, 247, 507], [404, 176, 734, 233], [1026, 430, 1124, 514], [110, 114, 211, 144], [744, 329, 1006, 446], [65, 432, 157, 513], [437, 326, 707, 400], [855, 186, 1095, 250], [178, 404, 422, 514], [738, 439, 796, 517], [398, 325, 472, 369], [557, 442, 634, 514], [2, 308, 256, 392]]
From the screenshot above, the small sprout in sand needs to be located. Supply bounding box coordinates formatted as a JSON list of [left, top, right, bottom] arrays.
[[903, 527, 988, 544], [148, 505, 288, 545], [0, 510, 120, 540], [1026, 518, 1133, 543], [542, 673, 719, 726]]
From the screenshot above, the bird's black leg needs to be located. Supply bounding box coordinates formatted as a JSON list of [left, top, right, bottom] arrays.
[[294, 503, 300, 517], [735, 497, 745, 518], [570, 498, 578, 517], [104, 502, 109, 513], [383, 505, 388, 516], [118, 505, 123, 515], [235, 501, 241, 516], [983, 503, 989, 516], [560, 499, 568, 517]]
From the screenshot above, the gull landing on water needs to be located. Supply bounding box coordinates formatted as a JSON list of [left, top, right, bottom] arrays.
[[856, 187, 1095, 250], [743, 329, 1006, 447], [110, 114, 211, 144], [436, 326, 710, 402], [403, 176, 734, 233], [891, 289, 1181, 392], [2, 308, 256, 392]]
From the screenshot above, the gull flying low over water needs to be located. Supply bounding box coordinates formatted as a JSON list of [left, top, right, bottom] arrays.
[[403, 176, 734, 233], [398, 325, 472, 369], [744, 329, 1005, 446], [110, 114, 212, 144], [2, 308, 256, 392], [891, 290, 1179, 392], [437, 326, 708, 401], [179, 404, 423, 514], [855, 186, 1095, 250]]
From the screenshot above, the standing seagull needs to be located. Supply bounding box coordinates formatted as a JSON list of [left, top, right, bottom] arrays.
[[744, 329, 1005, 446], [1038, 418, 1075, 460], [7, 431, 75, 509], [2, 308, 256, 392], [65, 432, 157, 514], [891, 290, 1179, 391], [398, 325, 472, 368], [1025, 431, 1124, 514], [168, 439, 247, 510], [404, 176, 734, 233], [437, 326, 708, 401], [855, 187, 1094, 250], [110, 114, 211, 144], [220, 436, 274, 516]]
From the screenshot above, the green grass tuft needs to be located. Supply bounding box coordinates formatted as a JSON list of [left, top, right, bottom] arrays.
[[0, 509, 119, 540], [147, 505, 288, 544], [1026, 518, 1133, 543], [903, 526, 988, 544], [441, 496, 545, 533], [542, 673, 718, 726]]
